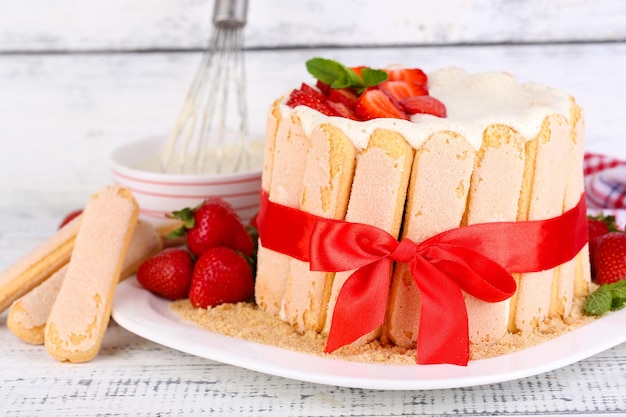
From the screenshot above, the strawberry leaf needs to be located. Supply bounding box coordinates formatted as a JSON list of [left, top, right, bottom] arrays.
[[165, 206, 196, 239], [588, 213, 622, 232], [167, 207, 195, 228], [166, 227, 187, 239]]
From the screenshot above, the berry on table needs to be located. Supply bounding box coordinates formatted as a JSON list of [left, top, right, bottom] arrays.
[[593, 231, 626, 285], [188, 246, 255, 309], [168, 198, 254, 258], [136, 247, 194, 300]]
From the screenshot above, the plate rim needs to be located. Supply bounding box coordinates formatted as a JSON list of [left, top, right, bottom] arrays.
[[112, 276, 626, 390]]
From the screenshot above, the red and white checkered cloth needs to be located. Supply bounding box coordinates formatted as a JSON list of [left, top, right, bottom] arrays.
[[584, 152, 626, 228]]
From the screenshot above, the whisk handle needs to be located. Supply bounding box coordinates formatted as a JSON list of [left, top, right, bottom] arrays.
[[213, 0, 248, 27]]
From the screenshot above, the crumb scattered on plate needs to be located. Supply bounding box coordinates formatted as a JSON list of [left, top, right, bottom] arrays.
[[170, 297, 598, 365]]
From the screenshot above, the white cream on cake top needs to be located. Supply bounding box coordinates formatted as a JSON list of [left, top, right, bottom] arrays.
[[280, 67, 573, 150]]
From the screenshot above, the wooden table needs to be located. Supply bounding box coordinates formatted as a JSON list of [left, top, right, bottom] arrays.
[[1, 38, 626, 416]]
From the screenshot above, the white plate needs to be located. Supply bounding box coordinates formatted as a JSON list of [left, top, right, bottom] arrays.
[[112, 277, 626, 390]]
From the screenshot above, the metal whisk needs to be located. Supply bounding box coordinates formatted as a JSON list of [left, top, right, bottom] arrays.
[[161, 0, 249, 175]]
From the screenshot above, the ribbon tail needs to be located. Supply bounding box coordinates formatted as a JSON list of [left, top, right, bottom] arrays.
[[411, 257, 470, 366], [325, 259, 392, 353]]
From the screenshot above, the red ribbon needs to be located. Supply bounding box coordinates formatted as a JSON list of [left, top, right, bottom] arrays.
[[257, 191, 588, 365]]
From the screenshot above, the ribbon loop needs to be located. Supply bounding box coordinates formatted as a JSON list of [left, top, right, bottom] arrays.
[[417, 243, 517, 302], [309, 218, 399, 272]]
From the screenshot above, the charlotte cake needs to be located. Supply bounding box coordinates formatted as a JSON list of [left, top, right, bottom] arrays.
[[255, 59, 589, 361]]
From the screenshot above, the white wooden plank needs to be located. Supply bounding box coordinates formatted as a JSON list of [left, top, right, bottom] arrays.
[[0, 0, 624, 52]]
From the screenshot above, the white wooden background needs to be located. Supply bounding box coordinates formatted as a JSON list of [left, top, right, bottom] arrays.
[[1, 0, 625, 51], [1, 0, 626, 415]]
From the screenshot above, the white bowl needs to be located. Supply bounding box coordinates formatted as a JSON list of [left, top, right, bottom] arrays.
[[110, 137, 263, 225]]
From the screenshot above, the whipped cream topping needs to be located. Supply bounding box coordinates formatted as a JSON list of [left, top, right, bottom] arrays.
[[280, 67, 573, 150]]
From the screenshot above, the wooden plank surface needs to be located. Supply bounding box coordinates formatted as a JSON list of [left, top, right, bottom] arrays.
[[0, 0, 624, 52], [0, 320, 625, 416], [1, 43, 625, 221]]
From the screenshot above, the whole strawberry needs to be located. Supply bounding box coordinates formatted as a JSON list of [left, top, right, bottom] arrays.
[[136, 247, 194, 300], [593, 232, 626, 285], [59, 209, 83, 229], [588, 214, 619, 258], [189, 246, 254, 309], [168, 198, 254, 258]]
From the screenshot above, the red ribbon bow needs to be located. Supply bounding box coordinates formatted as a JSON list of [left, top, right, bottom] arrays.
[[257, 192, 588, 365]]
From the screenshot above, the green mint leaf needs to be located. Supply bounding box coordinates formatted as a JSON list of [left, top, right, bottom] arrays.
[[329, 70, 353, 89], [361, 67, 389, 87], [584, 285, 613, 315], [609, 280, 626, 298], [343, 66, 364, 87], [584, 280, 626, 315], [305, 57, 388, 93], [611, 297, 626, 311], [306, 58, 352, 87]]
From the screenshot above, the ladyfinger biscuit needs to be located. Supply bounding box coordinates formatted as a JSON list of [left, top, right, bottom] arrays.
[[543, 99, 589, 318], [513, 114, 572, 332], [44, 185, 139, 363], [282, 124, 357, 333], [261, 99, 283, 192], [0, 215, 81, 314], [255, 112, 310, 315], [253, 100, 284, 314], [462, 125, 525, 344], [385, 131, 475, 348], [7, 264, 67, 344], [7, 220, 162, 345], [562, 99, 590, 301], [323, 129, 413, 343], [118, 220, 164, 278]]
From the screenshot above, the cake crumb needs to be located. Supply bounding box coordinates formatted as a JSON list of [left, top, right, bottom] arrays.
[[170, 296, 598, 364]]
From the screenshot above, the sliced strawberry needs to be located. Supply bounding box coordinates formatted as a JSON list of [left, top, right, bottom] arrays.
[[316, 80, 332, 96], [355, 89, 409, 121], [327, 101, 359, 120], [384, 67, 428, 85], [379, 81, 428, 102], [327, 88, 358, 108], [400, 95, 447, 118], [286, 88, 337, 117], [299, 82, 326, 100]]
